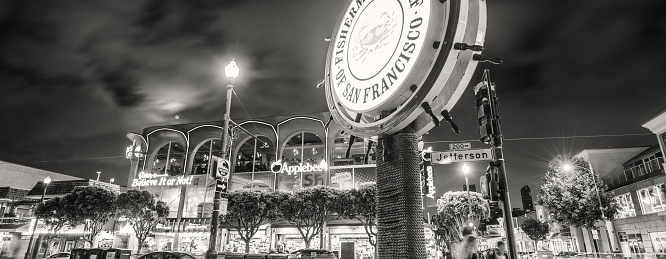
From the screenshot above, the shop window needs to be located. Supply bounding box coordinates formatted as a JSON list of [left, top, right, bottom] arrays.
[[191, 139, 222, 176], [332, 133, 376, 166], [651, 232, 666, 253], [637, 185, 666, 214], [154, 185, 181, 218], [182, 175, 213, 218], [614, 193, 636, 219], [235, 136, 275, 173], [152, 141, 186, 176], [282, 132, 325, 166]]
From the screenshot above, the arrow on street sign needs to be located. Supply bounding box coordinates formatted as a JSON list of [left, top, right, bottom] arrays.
[[431, 148, 493, 164]]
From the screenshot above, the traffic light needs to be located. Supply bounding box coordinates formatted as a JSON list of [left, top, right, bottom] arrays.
[[486, 162, 500, 201], [474, 82, 498, 145]]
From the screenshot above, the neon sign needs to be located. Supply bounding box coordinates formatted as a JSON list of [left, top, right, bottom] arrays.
[[270, 160, 328, 175], [131, 171, 194, 187]]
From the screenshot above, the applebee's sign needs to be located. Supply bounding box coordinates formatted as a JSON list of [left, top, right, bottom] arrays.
[[270, 160, 327, 175]]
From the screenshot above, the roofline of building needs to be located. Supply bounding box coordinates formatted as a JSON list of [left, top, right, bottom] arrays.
[[642, 110, 666, 134]]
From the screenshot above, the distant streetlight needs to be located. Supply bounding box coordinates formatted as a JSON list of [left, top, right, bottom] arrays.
[[462, 163, 473, 225], [110, 178, 115, 183], [96, 171, 101, 181], [24, 176, 51, 259], [206, 59, 239, 259]]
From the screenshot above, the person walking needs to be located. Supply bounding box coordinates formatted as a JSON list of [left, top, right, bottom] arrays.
[[458, 235, 480, 259], [488, 241, 508, 259]]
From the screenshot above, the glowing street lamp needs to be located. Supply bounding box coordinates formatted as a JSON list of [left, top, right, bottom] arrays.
[[24, 176, 51, 259], [562, 161, 605, 219], [206, 59, 239, 259], [462, 163, 473, 225]]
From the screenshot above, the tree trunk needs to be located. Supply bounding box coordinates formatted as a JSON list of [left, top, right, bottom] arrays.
[[376, 133, 426, 259], [137, 240, 144, 254], [304, 238, 311, 249], [245, 239, 251, 253]]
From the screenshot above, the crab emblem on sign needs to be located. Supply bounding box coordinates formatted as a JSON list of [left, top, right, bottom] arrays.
[[325, 0, 487, 137]]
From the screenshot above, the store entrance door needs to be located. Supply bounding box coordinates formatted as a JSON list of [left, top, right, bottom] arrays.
[[340, 242, 354, 259]]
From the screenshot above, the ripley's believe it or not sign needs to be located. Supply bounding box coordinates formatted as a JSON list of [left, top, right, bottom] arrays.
[[326, 0, 487, 137], [131, 171, 194, 187]]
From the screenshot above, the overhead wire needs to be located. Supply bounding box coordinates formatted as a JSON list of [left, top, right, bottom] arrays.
[[0, 132, 653, 165]]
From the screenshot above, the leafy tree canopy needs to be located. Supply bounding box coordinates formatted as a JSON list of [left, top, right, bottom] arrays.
[[224, 190, 286, 253], [332, 183, 377, 246], [34, 197, 70, 235], [520, 218, 550, 242], [538, 156, 618, 228], [436, 191, 491, 229], [280, 186, 340, 248], [62, 186, 117, 244], [115, 189, 168, 253]]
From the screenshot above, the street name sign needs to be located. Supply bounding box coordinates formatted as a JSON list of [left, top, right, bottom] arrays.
[[449, 142, 472, 151], [432, 149, 493, 164]]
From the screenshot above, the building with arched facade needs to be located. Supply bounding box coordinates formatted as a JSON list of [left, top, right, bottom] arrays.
[[125, 113, 382, 257]]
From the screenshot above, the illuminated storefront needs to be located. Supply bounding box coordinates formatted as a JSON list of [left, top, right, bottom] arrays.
[[127, 114, 386, 255]]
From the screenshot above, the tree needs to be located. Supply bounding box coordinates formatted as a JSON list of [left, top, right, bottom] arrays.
[[333, 183, 377, 247], [433, 191, 490, 255], [280, 185, 339, 248], [539, 156, 618, 228], [34, 197, 70, 257], [430, 212, 462, 257], [115, 189, 169, 253], [520, 217, 550, 251], [436, 191, 491, 230], [224, 190, 285, 253], [62, 186, 117, 246]]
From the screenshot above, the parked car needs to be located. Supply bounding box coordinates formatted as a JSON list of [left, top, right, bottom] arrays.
[[135, 251, 198, 259], [288, 249, 337, 259], [46, 252, 70, 259], [555, 251, 580, 258]]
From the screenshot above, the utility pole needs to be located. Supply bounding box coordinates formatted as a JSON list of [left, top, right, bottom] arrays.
[[474, 69, 518, 259]]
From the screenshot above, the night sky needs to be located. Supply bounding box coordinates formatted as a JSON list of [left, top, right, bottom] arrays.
[[2, 0, 665, 207]]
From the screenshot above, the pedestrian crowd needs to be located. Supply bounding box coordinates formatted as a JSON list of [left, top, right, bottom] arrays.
[[457, 226, 509, 259]]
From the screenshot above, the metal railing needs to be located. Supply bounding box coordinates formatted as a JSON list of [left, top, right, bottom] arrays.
[[623, 158, 664, 179]]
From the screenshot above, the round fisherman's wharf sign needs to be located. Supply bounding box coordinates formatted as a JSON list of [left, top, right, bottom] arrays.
[[331, 0, 430, 113], [325, 0, 487, 137]]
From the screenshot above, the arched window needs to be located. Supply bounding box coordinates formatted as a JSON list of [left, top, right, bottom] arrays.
[[181, 139, 222, 218], [191, 139, 222, 176], [282, 132, 325, 166], [235, 136, 275, 173], [151, 141, 187, 176], [332, 132, 376, 166], [276, 132, 325, 191]]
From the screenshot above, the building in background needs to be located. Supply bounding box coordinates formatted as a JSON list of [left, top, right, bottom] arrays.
[[521, 185, 534, 213], [463, 184, 477, 192], [601, 110, 666, 255], [0, 161, 83, 259], [24, 179, 121, 258]]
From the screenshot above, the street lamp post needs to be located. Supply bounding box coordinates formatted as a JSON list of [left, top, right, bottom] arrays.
[[206, 59, 239, 259], [563, 160, 612, 252], [462, 163, 473, 226], [24, 176, 51, 259]]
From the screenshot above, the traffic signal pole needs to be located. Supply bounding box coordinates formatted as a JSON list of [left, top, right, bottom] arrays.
[[475, 69, 518, 259]]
